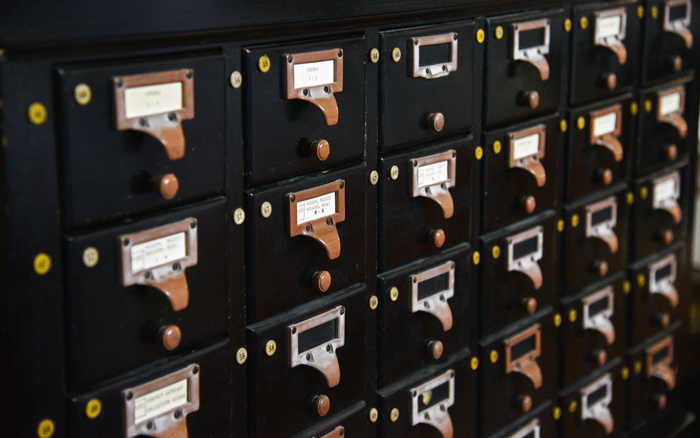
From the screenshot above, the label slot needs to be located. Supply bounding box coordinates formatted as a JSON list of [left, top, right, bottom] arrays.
[[411, 33, 458, 79], [411, 261, 456, 331], [411, 150, 457, 218], [581, 373, 614, 434], [505, 324, 543, 389], [582, 286, 616, 344], [507, 226, 544, 290], [410, 370, 456, 438], [512, 19, 551, 81], [585, 196, 619, 254]]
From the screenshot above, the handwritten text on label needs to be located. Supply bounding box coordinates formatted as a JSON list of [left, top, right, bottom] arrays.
[[513, 134, 541, 161], [418, 161, 450, 188], [131, 232, 187, 273], [124, 82, 183, 119], [596, 15, 623, 39], [293, 60, 335, 89]]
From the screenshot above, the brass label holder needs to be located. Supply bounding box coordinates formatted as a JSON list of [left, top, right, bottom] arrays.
[[505, 324, 543, 389], [120, 218, 198, 312], [123, 364, 200, 438], [646, 336, 677, 390], [288, 180, 346, 260], [114, 69, 194, 161], [508, 419, 541, 438], [657, 86, 688, 138], [410, 261, 456, 331], [411, 33, 458, 79], [508, 124, 546, 187], [590, 104, 624, 162], [410, 150, 457, 218], [512, 18, 551, 81], [410, 370, 455, 438], [288, 306, 345, 388], [649, 254, 679, 308], [320, 426, 345, 438], [664, 0, 693, 49], [285, 49, 344, 126], [507, 226, 544, 290], [653, 171, 682, 225], [581, 372, 614, 434], [582, 286, 616, 345], [585, 196, 619, 254], [594, 8, 628, 64]]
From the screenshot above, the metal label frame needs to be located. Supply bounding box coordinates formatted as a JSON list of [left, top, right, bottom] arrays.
[[582, 285, 616, 345], [594, 7, 628, 64], [410, 150, 457, 219], [124, 364, 200, 438], [652, 171, 681, 210], [507, 419, 541, 438], [512, 18, 551, 80], [649, 253, 678, 307], [645, 335, 677, 390], [657, 86, 686, 119], [504, 323, 543, 389], [664, 0, 693, 49], [411, 32, 459, 79], [507, 225, 544, 289], [589, 104, 624, 162], [585, 195, 619, 254], [410, 261, 456, 331], [508, 124, 547, 187], [581, 372, 614, 434], [410, 369, 456, 437]]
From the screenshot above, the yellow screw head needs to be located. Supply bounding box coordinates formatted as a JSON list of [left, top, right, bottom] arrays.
[[260, 201, 272, 218], [369, 408, 379, 423], [490, 350, 499, 363], [627, 192, 635, 205], [560, 120, 568, 133], [623, 281, 631, 294], [569, 400, 578, 413], [265, 340, 277, 356], [34, 253, 52, 275], [638, 5, 645, 19], [389, 287, 399, 302], [645, 99, 653, 113], [473, 251, 481, 265], [554, 313, 562, 327], [28, 102, 47, 125], [390, 165, 399, 180], [493, 140, 502, 154], [651, 6, 658, 19], [571, 214, 580, 228], [577, 116, 586, 130], [86, 398, 102, 419], [634, 360, 643, 374], [476, 29, 485, 43], [369, 170, 379, 185], [390, 408, 400, 422], [640, 186, 649, 200], [637, 274, 646, 287], [258, 55, 271, 73], [580, 16, 589, 29], [557, 219, 565, 233], [471, 357, 479, 370], [82, 247, 99, 268], [37, 419, 55, 438], [631, 102, 639, 115], [569, 309, 578, 323], [553, 407, 562, 420], [236, 347, 248, 364], [565, 19, 572, 32], [369, 295, 379, 310], [370, 48, 380, 63], [74, 83, 92, 105], [392, 47, 402, 62], [475, 146, 484, 160], [622, 367, 630, 380], [233, 208, 245, 225], [492, 246, 501, 259], [495, 26, 504, 39]]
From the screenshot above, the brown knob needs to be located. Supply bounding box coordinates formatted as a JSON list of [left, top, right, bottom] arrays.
[[598, 168, 613, 186], [665, 144, 678, 160], [654, 312, 671, 328], [590, 349, 608, 366], [428, 112, 445, 132], [661, 229, 674, 245], [522, 297, 538, 315], [430, 229, 446, 248], [312, 270, 332, 293], [669, 55, 683, 72], [522, 91, 540, 109], [654, 393, 668, 410], [154, 173, 180, 200], [310, 139, 330, 161], [428, 340, 444, 360], [158, 325, 182, 351], [602, 73, 617, 90], [521, 195, 536, 213], [518, 395, 533, 413], [312, 395, 331, 417], [594, 260, 609, 277]]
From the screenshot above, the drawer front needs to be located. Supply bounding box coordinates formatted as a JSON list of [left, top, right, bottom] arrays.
[[482, 115, 561, 232], [560, 274, 627, 387], [559, 359, 625, 438], [379, 21, 475, 153], [379, 137, 474, 271], [68, 341, 231, 438], [247, 284, 369, 437], [377, 350, 475, 438], [377, 244, 474, 387], [636, 76, 694, 176], [566, 95, 634, 202], [485, 401, 558, 438], [641, 0, 698, 84], [570, 0, 642, 105], [479, 211, 559, 337], [631, 162, 689, 261], [484, 9, 567, 127], [246, 164, 366, 322], [562, 185, 630, 293], [629, 242, 687, 345], [243, 37, 365, 186], [56, 54, 226, 229], [478, 309, 558, 437], [290, 401, 373, 438], [64, 198, 228, 391]]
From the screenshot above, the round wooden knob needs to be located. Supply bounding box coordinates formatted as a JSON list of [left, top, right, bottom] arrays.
[[602, 73, 617, 90], [310, 139, 330, 161], [594, 260, 609, 277], [522, 91, 540, 109], [158, 325, 182, 351], [312, 395, 331, 417], [669, 55, 683, 72], [428, 341, 444, 360], [654, 312, 671, 328], [521, 195, 536, 213], [312, 270, 332, 292], [518, 395, 533, 413], [154, 173, 179, 200], [662, 229, 674, 245], [591, 349, 607, 366], [598, 168, 613, 186], [654, 393, 668, 410], [428, 112, 445, 132], [665, 144, 678, 160], [430, 229, 446, 248], [522, 297, 538, 315]]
